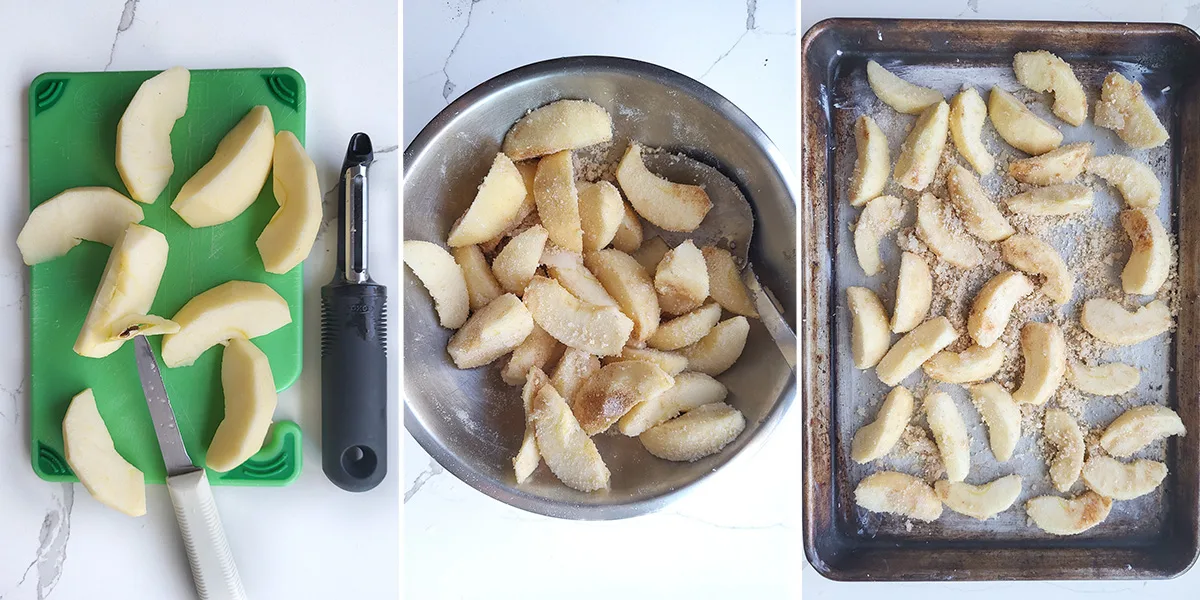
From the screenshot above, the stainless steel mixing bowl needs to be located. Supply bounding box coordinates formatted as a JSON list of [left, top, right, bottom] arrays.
[[403, 56, 797, 519]]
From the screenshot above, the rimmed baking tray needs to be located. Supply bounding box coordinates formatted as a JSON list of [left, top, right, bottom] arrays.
[[801, 18, 1200, 581]]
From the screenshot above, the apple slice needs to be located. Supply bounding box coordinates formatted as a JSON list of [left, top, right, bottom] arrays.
[[639, 402, 746, 462], [502, 99, 613, 161], [1012, 51, 1087, 126], [160, 280, 292, 368], [655, 240, 709, 315], [950, 87, 995, 174], [256, 131, 321, 274], [1080, 299, 1171, 346], [531, 384, 610, 492], [116, 67, 190, 203], [610, 201, 644, 253], [447, 154, 528, 247], [893, 101, 950, 191], [945, 165, 1015, 242], [522, 276, 633, 356], [616, 142, 712, 232], [62, 389, 146, 517], [514, 367, 549, 484], [206, 337, 278, 472], [172, 105, 275, 228], [924, 343, 1006, 384], [74, 224, 170, 358], [854, 194, 904, 276], [969, 382, 1021, 462], [849, 115, 891, 205], [1008, 142, 1091, 185], [108, 314, 180, 341], [447, 293, 534, 369], [533, 150, 584, 253], [1044, 408, 1085, 492], [1012, 321, 1066, 406], [404, 240, 470, 329], [1120, 208, 1170, 295], [578, 180, 624, 252], [616, 372, 727, 437], [682, 316, 749, 376], [866, 61, 944, 114], [988, 86, 1062, 155], [851, 386, 914, 463], [935, 475, 1023, 521], [17, 187, 144, 265], [1100, 405, 1186, 457], [1086, 155, 1160, 209], [1095, 72, 1169, 149], [1026, 491, 1111, 535], [855, 471, 943, 522], [572, 361, 674, 436]]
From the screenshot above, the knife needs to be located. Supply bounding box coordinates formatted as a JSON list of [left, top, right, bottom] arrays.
[[320, 132, 388, 492], [132, 336, 247, 600]]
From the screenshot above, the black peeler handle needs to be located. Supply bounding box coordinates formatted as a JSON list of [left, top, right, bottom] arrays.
[[320, 282, 388, 492]]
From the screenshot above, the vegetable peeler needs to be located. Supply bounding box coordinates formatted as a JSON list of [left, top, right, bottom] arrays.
[[321, 132, 388, 492]]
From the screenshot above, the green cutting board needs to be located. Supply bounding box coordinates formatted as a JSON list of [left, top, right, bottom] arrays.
[[28, 68, 310, 486]]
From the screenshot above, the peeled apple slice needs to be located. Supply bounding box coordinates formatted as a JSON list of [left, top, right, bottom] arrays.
[[851, 386, 914, 463], [532, 384, 610, 492], [172, 105, 275, 228], [502, 99, 613, 161], [854, 471, 943, 522], [108, 314, 180, 341], [616, 143, 712, 232], [1026, 491, 1112, 535], [447, 154, 528, 247], [1081, 456, 1167, 500], [403, 241, 470, 329], [935, 475, 1022, 520], [866, 61, 944, 114], [116, 66, 190, 203], [206, 337, 278, 472], [1099, 405, 1186, 457], [639, 402, 745, 462], [74, 224, 170, 359], [256, 131, 322, 274], [62, 389, 146, 517], [17, 187, 144, 265], [160, 280, 292, 368]]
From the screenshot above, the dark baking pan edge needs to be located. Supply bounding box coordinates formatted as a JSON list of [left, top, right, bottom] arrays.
[[801, 17, 1200, 581]]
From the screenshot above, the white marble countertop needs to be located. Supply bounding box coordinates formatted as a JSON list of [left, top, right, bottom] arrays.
[[803, 1, 1199, 598], [402, 1, 798, 599], [0, 1, 399, 599]]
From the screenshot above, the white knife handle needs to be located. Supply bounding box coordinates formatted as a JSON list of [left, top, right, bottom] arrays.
[[166, 470, 248, 600]]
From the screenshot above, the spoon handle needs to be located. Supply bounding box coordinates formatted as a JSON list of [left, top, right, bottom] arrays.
[[744, 265, 796, 369]]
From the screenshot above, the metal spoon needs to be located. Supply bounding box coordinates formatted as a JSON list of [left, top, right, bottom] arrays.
[[641, 151, 796, 369]]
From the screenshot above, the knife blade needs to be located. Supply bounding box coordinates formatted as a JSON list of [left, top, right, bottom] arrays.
[[132, 336, 197, 476], [131, 336, 246, 600]]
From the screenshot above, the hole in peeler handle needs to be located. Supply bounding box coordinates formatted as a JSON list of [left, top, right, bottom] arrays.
[[340, 444, 378, 479]]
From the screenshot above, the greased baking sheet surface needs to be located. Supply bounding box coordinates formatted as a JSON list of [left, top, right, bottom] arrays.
[[830, 58, 1177, 541]]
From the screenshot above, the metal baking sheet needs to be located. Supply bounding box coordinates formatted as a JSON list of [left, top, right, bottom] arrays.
[[802, 18, 1200, 581]]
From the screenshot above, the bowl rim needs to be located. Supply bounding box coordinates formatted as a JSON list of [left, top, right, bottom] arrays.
[[402, 55, 799, 520]]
